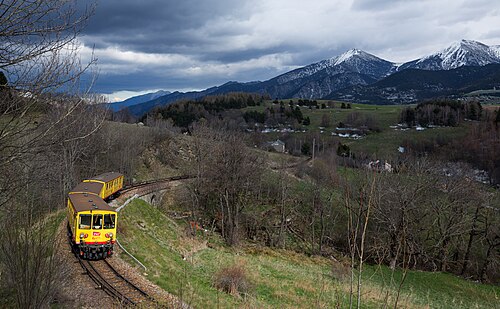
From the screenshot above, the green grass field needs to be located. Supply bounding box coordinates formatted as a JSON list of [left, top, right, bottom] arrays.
[[243, 101, 469, 158], [117, 199, 500, 309]]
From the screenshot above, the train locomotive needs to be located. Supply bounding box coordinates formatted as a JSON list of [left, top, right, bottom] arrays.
[[67, 172, 124, 259]]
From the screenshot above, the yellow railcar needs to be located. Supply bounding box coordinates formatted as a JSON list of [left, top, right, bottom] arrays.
[[67, 192, 117, 259], [83, 172, 124, 200], [70, 181, 104, 198]]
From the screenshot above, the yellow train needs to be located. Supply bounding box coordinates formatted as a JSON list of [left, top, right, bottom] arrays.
[[67, 172, 124, 259], [82, 172, 124, 200]]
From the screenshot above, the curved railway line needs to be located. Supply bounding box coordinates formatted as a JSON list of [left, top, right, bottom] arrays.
[[120, 175, 193, 195], [76, 256, 154, 306], [72, 175, 193, 307]]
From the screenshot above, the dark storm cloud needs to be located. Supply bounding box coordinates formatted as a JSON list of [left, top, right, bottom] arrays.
[[76, 0, 500, 100], [82, 0, 251, 54], [92, 60, 285, 93]]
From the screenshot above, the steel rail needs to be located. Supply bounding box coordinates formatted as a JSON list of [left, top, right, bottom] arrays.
[[77, 256, 136, 306]]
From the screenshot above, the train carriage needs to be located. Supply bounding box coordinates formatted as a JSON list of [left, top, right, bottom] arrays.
[[83, 172, 124, 200], [69, 181, 104, 198], [67, 192, 117, 259]]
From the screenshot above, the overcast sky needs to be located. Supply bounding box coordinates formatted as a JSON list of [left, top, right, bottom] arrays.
[[78, 0, 500, 101]]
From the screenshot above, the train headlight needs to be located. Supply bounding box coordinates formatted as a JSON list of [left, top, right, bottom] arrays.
[[79, 233, 84, 239], [109, 233, 113, 238]]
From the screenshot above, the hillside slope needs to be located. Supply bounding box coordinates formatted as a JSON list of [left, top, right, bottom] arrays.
[[116, 198, 500, 309]]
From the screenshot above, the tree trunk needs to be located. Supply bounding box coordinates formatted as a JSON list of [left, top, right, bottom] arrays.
[[480, 245, 492, 282], [439, 238, 450, 272], [461, 205, 480, 275]]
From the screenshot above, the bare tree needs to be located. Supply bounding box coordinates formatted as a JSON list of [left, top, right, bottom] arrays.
[[0, 0, 97, 206], [276, 158, 291, 248], [186, 123, 264, 245], [343, 170, 378, 309], [0, 2, 99, 307]]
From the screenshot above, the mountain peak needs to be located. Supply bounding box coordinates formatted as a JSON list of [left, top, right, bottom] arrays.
[[413, 39, 499, 70], [459, 39, 487, 46], [446, 39, 489, 52], [334, 48, 371, 65]]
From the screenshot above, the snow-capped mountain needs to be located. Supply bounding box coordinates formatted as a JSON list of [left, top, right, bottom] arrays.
[[328, 63, 500, 104], [255, 48, 397, 99], [276, 49, 395, 85], [122, 39, 500, 115], [400, 40, 500, 71]]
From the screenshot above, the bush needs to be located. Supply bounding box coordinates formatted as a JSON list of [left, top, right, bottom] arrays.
[[213, 263, 251, 296], [331, 261, 350, 282]]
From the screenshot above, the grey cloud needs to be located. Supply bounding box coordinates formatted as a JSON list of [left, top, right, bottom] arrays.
[[75, 0, 500, 95], [91, 63, 284, 94], [82, 0, 252, 54], [351, 0, 413, 11]]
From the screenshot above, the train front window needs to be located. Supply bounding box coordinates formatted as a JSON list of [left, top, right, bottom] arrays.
[[79, 215, 91, 229], [104, 214, 115, 229], [92, 214, 103, 230]]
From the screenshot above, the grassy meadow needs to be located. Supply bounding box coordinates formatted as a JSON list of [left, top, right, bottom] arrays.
[[116, 199, 500, 309], [242, 100, 469, 158]]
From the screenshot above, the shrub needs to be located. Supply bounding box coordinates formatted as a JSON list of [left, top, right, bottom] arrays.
[[331, 261, 350, 282], [213, 263, 251, 296]]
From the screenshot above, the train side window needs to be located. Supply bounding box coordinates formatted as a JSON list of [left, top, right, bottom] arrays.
[[104, 214, 115, 229], [92, 214, 103, 229], [79, 215, 91, 229]]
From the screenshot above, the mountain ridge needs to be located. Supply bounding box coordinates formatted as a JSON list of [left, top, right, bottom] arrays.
[[327, 63, 500, 104], [112, 39, 500, 116]]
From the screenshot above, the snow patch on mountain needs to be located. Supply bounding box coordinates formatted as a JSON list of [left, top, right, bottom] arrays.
[[491, 45, 500, 59], [414, 39, 500, 70], [276, 48, 395, 85], [334, 49, 364, 65]]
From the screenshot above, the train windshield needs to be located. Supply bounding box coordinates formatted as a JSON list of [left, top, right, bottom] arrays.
[[104, 214, 115, 229], [92, 214, 103, 230], [79, 215, 91, 229]]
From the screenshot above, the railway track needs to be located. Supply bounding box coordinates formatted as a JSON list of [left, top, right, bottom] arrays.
[[72, 176, 193, 306], [76, 255, 155, 307], [120, 174, 193, 195]]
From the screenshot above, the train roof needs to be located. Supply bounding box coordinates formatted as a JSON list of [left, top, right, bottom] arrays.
[[68, 193, 115, 213], [70, 182, 103, 195], [86, 172, 123, 183]]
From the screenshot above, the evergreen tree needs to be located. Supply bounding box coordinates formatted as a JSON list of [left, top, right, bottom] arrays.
[[279, 101, 285, 113], [447, 112, 458, 127], [301, 142, 311, 155], [469, 103, 477, 120], [293, 106, 303, 122], [337, 143, 351, 157], [0, 71, 7, 86], [246, 95, 255, 106]]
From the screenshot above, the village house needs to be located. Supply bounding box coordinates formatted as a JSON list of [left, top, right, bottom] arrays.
[[264, 139, 286, 153]]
